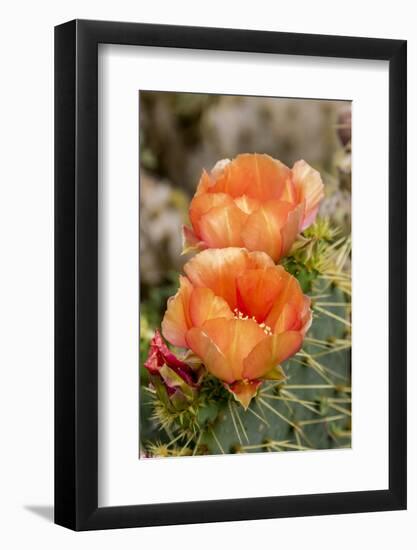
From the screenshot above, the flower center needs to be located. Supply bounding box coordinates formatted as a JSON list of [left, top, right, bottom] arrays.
[[233, 308, 272, 335]]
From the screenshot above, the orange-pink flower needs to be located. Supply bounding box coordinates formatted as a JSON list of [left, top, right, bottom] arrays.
[[161, 248, 311, 408], [183, 153, 324, 262]]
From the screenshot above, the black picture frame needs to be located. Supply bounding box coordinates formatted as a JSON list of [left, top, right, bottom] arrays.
[[55, 19, 407, 531]]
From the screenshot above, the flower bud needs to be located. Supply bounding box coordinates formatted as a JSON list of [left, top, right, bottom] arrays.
[[144, 330, 201, 410]]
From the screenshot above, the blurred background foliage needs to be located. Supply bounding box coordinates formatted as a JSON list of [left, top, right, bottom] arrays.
[[139, 91, 351, 456]]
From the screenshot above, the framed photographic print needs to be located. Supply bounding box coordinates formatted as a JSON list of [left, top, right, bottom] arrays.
[[55, 19, 407, 530]]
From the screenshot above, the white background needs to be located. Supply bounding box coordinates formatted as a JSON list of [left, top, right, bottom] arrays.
[[99, 46, 389, 506], [0, 1, 415, 548]]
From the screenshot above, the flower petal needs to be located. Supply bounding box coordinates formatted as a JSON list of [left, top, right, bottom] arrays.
[[181, 224, 206, 255], [206, 153, 291, 201], [189, 287, 233, 327], [194, 169, 215, 196], [184, 248, 277, 311], [274, 303, 300, 333], [243, 331, 303, 380], [300, 296, 313, 335], [145, 330, 189, 372], [234, 195, 260, 214], [280, 174, 298, 204], [189, 192, 234, 235], [186, 326, 234, 383], [225, 380, 262, 409], [161, 275, 193, 348], [184, 248, 249, 310], [265, 270, 306, 333], [292, 160, 324, 230], [274, 298, 312, 336], [211, 158, 231, 177], [187, 318, 266, 382], [280, 202, 304, 257], [231, 154, 290, 200], [246, 250, 276, 269], [198, 204, 248, 248], [236, 267, 285, 323], [241, 200, 293, 262]]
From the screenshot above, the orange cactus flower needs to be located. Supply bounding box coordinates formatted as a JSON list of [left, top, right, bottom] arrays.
[[183, 153, 324, 262], [161, 248, 312, 408]]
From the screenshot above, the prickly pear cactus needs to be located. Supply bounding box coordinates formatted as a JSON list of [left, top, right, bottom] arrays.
[[140, 219, 351, 457]]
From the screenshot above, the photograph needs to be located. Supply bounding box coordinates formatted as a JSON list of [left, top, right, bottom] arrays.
[[139, 91, 352, 458], [0, 0, 410, 544]]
